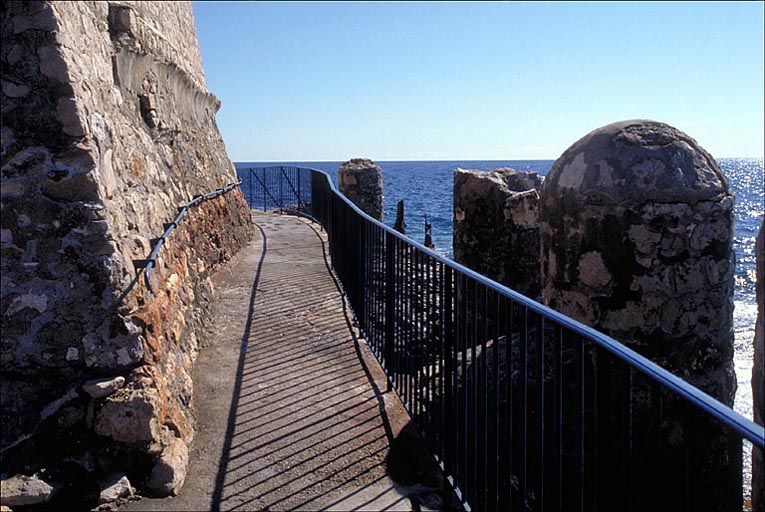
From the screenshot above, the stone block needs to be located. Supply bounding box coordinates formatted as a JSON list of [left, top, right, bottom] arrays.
[[82, 376, 125, 399], [98, 473, 133, 503], [146, 435, 189, 496], [94, 386, 162, 444]]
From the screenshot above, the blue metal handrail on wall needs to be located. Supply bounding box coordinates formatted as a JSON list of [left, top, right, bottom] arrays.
[[239, 166, 764, 512], [143, 179, 242, 293]]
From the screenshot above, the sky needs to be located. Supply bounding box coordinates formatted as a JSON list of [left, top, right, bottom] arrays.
[[192, 1, 764, 162]]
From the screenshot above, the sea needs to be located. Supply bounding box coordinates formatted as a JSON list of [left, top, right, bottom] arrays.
[[237, 157, 763, 496]]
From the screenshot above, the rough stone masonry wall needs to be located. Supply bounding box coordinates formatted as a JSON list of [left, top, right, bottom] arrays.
[[453, 167, 542, 299], [1, 0, 251, 499]]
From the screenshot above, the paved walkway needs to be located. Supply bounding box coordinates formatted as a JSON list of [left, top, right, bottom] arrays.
[[122, 213, 442, 511]]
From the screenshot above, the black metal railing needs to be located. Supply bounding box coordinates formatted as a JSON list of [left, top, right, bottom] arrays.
[[238, 166, 764, 512], [142, 179, 242, 293]]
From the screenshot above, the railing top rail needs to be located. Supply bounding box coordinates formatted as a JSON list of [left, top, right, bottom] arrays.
[[239, 165, 765, 447]]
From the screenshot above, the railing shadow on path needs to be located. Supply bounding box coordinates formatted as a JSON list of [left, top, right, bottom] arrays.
[[209, 215, 451, 512], [210, 221, 268, 512], [307, 218, 456, 511]]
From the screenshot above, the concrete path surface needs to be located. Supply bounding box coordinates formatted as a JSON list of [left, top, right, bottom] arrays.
[[121, 213, 444, 511]]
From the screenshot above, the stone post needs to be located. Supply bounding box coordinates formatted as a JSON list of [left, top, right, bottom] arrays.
[[539, 120, 736, 508], [394, 200, 406, 234], [754, 217, 764, 511], [338, 158, 383, 221], [453, 168, 542, 299]]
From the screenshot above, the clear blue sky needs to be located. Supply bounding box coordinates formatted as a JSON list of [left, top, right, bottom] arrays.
[[192, 1, 764, 161]]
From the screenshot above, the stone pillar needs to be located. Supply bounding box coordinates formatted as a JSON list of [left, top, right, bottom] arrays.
[[338, 158, 383, 221], [754, 217, 764, 511], [539, 120, 736, 509], [453, 168, 542, 299]]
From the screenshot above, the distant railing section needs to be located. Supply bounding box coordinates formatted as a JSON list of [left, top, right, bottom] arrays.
[[238, 166, 765, 512], [141, 179, 242, 293], [240, 166, 313, 214]]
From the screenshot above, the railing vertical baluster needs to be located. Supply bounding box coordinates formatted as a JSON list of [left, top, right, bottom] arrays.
[[407, 244, 412, 412], [470, 279, 478, 506], [358, 216, 366, 328], [407, 245, 414, 412], [480, 284, 489, 512], [443, 265, 453, 467], [278, 166, 283, 212], [684, 404, 697, 512], [413, 249, 420, 426], [400, 239, 406, 398], [536, 313, 545, 510], [553, 324, 563, 512], [506, 298, 515, 510], [493, 290, 500, 512], [726, 433, 743, 511], [619, 362, 633, 512], [521, 306, 528, 508], [385, 230, 394, 390], [400, 239, 406, 400], [574, 334, 584, 512], [650, 381, 663, 512], [413, 251, 420, 426], [297, 168, 301, 210], [425, 253, 431, 446], [460, 272, 468, 504]]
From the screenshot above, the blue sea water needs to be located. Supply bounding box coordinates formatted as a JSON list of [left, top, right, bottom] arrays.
[[236, 159, 763, 420]]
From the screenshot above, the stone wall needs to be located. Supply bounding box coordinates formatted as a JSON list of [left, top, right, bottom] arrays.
[[338, 158, 383, 220], [453, 168, 542, 299], [1, 0, 252, 501]]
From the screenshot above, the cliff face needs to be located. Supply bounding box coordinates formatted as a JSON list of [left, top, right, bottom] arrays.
[[1, 0, 251, 496]]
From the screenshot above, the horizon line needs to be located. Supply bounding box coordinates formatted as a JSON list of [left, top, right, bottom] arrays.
[[232, 155, 764, 163]]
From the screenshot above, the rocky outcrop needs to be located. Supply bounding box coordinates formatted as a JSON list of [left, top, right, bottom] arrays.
[[1, 0, 252, 500], [453, 168, 542, 299], [539, 119, 736, 509], [754, 217, 764, 511], [338, 158, 384, 220]]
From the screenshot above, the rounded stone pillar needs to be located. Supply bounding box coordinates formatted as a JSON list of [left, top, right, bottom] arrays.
[[539, 120, 736, 508], [338, 158, 383, 221], [540, 120, 735, 401]]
